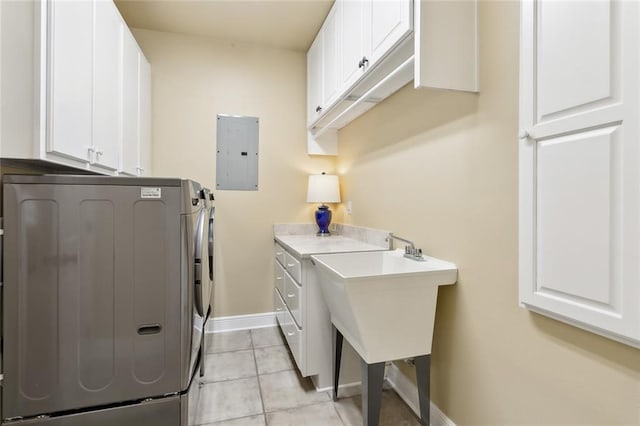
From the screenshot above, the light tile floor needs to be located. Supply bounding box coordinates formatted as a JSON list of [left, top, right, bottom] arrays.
[[195, 326, 421, 426]]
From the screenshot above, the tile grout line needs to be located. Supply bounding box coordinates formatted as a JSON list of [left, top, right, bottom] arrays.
[[250, 329, 270, 426]]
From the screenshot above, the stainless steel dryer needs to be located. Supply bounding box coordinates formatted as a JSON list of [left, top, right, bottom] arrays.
[[1, 175, 214, 425]]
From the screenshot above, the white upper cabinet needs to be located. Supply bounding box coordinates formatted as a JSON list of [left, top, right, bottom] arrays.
[[0, 0, 151, 176], [93, 0, 123, 171], [48, 0, 93, 163], [519, 0, 640, 348], [306, 0, 477, 155], [368, 0, 412, 66]]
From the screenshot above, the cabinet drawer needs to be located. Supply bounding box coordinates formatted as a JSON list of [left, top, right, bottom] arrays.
[[274, 242, 286, 266], [274, 260, 285, 295], [281, 312, 302, 371], [284, 252, 302, 283], [274, 288, 287, 321], [274, 288, 302, 371], [284, 271, 302, 327]]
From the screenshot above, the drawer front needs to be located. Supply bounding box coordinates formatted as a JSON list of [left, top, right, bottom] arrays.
[[274, 242, 286, 266], [284, 271, 302, 327], [281, 308, 302, 372], [284, 251, 302, 283], [274, 260, 285, 295], [274, 288, 287, 323]]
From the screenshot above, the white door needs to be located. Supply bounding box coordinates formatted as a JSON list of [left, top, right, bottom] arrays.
[[339, 0, 368, 90], [121, 30, 140, 176], [519, 0, 640, 347], [93, 0, 122, 171], [307, 35, 323, 125], [368, 0, 412, 67], [321, 3, 340, 109], [48, 0, 93, 163]]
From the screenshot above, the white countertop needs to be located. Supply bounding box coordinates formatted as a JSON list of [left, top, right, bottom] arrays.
[[275, 234, 387, 258]]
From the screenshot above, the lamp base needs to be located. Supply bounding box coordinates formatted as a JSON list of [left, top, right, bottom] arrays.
[[315, 204, 332, 236]]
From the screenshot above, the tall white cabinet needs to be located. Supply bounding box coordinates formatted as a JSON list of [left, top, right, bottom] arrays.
[[0, 0, 151, 176], [519, 0, 640, 347]]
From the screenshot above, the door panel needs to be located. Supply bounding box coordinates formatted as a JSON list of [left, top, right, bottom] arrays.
[[340, 0, 367, 90], [519, 0, 639, 345], [121, 31, 140, 175], [93, 1, 122, 171], [538, 1, 614, 120], [369, 0, 412, 66], [536, 126, 620, 307], [322, 4, 340, 108], [307, 36, 322, 125], [48, 0, 93, 163]]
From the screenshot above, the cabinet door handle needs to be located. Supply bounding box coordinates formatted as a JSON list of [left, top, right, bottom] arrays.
[[287, 293, 295, 298], [276, 276, 283, 280], [358, 56, 369, 69], [519, 130, 530, 140], [287, 332, 295, 337], [315, 106, 322, 113], [276, 252, 283, 256]]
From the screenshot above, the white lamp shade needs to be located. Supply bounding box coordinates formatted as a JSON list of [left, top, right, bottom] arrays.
[[307, 174, 341, 203]]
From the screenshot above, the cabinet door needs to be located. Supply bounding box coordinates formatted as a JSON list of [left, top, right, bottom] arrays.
[[121, 30, 140, 176], [93, 0, 122, 171], [368, 0, 412, 67], [48, 0, 93, 163], [340, 0, 368, 90], [321, 3, 340, 109], [307, 35, 322, 126], [138, 56, 151, 176], [519, 0, 640, 346]]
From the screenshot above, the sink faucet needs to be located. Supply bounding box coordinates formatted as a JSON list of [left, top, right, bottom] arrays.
[[386, 233, 425, 261]]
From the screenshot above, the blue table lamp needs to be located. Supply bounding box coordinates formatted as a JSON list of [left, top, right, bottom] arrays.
[[307, 173, 341, 236]]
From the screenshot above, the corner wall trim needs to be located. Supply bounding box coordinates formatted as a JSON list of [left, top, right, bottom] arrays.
[[205, 312, 277, 333], [385, 363, 456, 426]]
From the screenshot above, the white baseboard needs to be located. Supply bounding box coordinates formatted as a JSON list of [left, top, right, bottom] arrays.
[[386, 363, 456, 426], [206, 312, 277, 333], [313, 380, 362, 398]]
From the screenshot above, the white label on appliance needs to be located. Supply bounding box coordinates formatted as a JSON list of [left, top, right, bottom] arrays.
[[141, 187, 162, 199]]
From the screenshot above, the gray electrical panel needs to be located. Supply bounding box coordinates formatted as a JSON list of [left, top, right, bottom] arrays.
[[216, 114, 259, 191]]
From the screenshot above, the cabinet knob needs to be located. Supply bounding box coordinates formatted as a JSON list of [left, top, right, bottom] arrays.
[[519, 130, 530, 140], [358, 56, 369, 69], [315, 106, 322, 113]]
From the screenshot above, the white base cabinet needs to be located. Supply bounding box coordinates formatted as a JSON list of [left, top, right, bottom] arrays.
[[0, 0, 151, 176], [519, 0, 640, 348], [273, 242, 360, 388]]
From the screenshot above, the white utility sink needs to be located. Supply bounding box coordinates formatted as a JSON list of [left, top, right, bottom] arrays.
[[311, 249, 457, 364]]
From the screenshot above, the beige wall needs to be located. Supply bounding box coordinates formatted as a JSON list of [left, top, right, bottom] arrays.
[[132, 28, 335, 316], [134, 3, 639, 422], [335, 1, 639, 424]]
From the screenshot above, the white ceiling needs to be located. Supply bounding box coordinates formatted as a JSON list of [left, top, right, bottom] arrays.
[[114, 0, 334, 52]]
